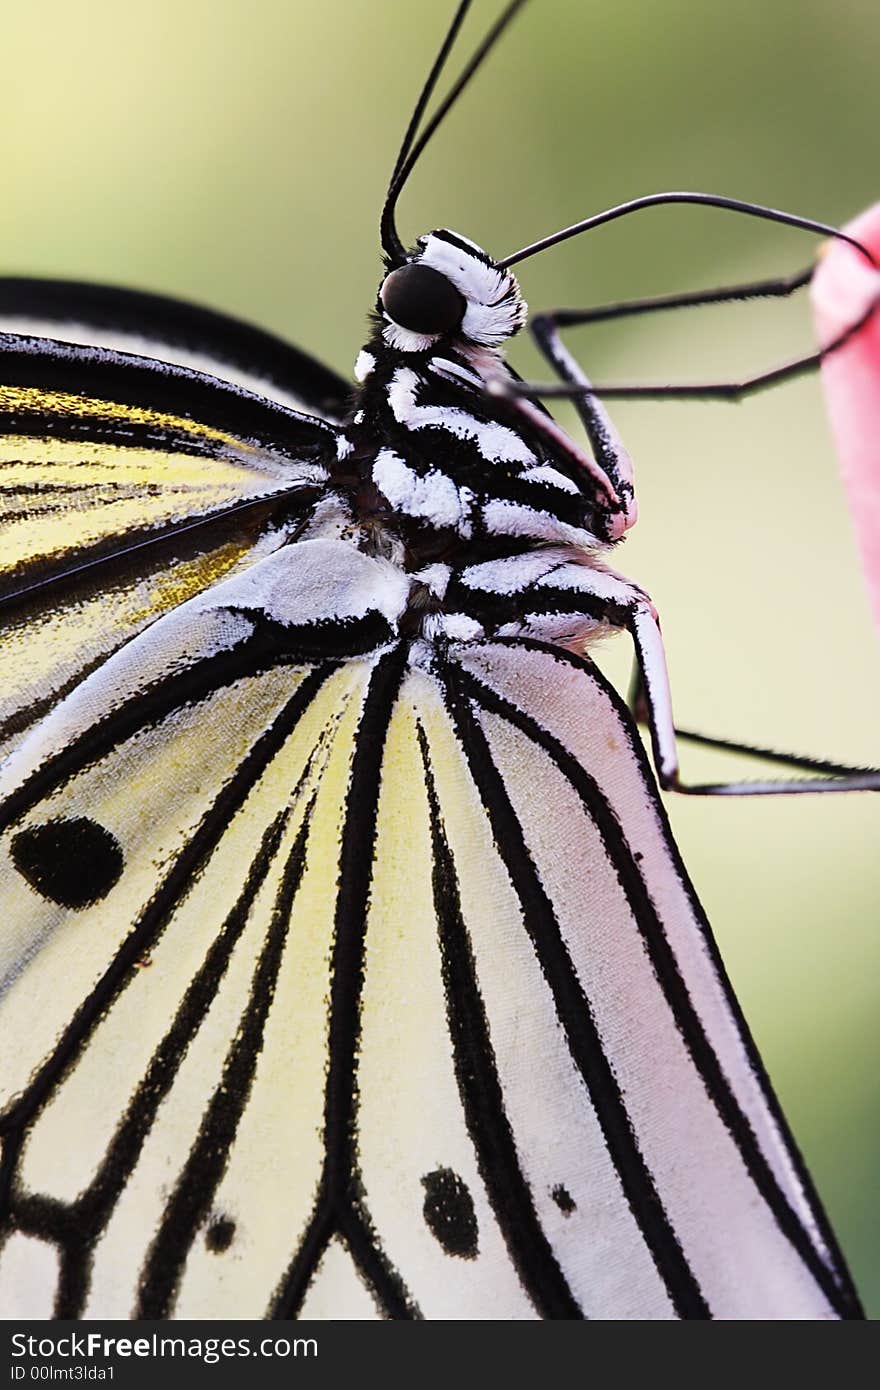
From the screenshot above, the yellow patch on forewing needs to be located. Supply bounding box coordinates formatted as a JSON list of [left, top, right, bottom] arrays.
[[356, 673, 535, 1319], [0, 540, 258, 758], [0, 384, 252, 452], [0, 437, 291, 578], [124, 540, 255, 623]]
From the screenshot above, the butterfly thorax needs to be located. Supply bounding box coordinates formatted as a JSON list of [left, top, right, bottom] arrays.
[[332, 342, 597, 569]]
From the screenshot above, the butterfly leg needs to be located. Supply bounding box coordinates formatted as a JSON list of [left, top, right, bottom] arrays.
[[488, 269, 880, 404], [530, 266, 813, 331], [527, 312, 635, 523], [482, 313, 637, 539], [625, 603, 880, 795], [465, 554, 880, 795]]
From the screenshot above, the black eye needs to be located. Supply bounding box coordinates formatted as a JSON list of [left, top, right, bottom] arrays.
[[380, 263, 465, 335]]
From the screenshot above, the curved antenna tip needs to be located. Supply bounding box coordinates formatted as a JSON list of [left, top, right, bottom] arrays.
[[499, 191, 879, 271]]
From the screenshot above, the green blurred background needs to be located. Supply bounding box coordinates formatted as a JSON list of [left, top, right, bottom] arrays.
[[3, 0, 877, 1317]]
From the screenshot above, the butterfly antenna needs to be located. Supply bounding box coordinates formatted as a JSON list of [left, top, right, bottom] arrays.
[[380, 0, 530, 263], [498, 191, 879, 269], [381, 2, 473, 263]]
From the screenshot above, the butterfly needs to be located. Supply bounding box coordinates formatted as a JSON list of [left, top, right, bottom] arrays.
[[0, 0, 876, 1321]]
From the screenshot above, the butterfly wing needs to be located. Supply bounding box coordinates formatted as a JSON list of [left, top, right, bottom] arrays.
[[0, 535, 860, 1319], [409, 640, 859, 1319], [0, 315, 342, 760], [0, 539, 409, 1319], [0, 276, 352, 420]]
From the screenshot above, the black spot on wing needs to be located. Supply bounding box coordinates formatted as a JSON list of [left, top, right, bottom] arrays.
[[551, 1184, 576, 1216], [457, 644, 861, 1318], [205, 1217, 237, 1253], [11, 817, 123, 908], [421, 1168, 479, 1260], [0, 666, 341, 1320], [441, 664, 711, 1319], [416, 720, 582, 1317]]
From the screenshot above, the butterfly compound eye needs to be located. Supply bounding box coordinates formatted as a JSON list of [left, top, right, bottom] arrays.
[[380, 263, 466, 335]]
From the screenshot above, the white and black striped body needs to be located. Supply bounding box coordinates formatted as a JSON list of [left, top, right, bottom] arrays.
[[328, 229, 637, 649], [0, 227, 863, 1319], [350, 234, 625, 542]]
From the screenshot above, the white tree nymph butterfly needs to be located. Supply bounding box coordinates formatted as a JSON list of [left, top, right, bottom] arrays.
[[0, 0, 876, 1321]]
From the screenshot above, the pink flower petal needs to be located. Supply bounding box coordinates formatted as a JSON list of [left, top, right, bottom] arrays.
[[810, 203, 880, 632]]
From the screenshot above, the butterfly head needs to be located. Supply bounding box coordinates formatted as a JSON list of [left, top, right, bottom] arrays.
[[378, 230, 526, 354]]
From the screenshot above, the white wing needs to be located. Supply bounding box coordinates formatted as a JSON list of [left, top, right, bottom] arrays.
[[0, 542, 860, 1318]]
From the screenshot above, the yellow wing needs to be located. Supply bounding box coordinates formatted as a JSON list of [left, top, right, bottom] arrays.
[[0, 327, 338, 760]]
